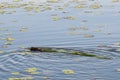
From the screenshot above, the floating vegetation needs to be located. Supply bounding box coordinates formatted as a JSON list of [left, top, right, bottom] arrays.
[[55, 7, 64, 11], [112, 0, 119, 2], [24, 67, 39, 74], [51, 16, 61, 21], [90, 2, 102, 9], [0, 50, 5, 54], [11, 72, 20, 75], [9, 77, 33, 80], [63, 16, 77, 20], [24, 6, 40, 12], [62, 69, 75, 75], [6, 37, 15, 41], [0, 10, 5, 14], [74, 4, 87, 8], [116, 68, 120, 72], [47, 0, 59, 3], [51, 15, 77, 21], [12, 0, 23, 2]]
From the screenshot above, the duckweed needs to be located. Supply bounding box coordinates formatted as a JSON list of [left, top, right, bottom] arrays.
[[11, 72, 20, 75], [112, 0, 119, 2], [51, 16, 61, 21], [116, 68, 120, 72], [6, 37, 15, 41], [62, 69, 75, 75], [0, 50, 5, 54], [47, 0, 58, 3], [90, 2, 102, 9], [24, 67, 39, 74], [9, 77, 33, 80]]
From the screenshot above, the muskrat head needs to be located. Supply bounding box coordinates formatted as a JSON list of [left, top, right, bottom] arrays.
[[29, 47, 43, 52]]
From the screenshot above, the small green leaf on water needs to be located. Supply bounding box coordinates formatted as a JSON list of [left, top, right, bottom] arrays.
[[6, 37, 15, 41], [112, 0, 119, 2], [90, 2, 102, 9], [0, 10, 5, 14], [11, 72, 20, 75], [62, 69, 75, 75], [116, 68, 120, 72], [9, 76, 33, 80], [116, 48, 120, 52], [24, 67, 39, 74], [51, 16, 61, 21], [0, 50, 5, 54]]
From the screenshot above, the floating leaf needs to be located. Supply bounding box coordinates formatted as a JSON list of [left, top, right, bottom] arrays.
[[11, 72, 20, 75], [0, 50, 4, 54], [0, 10, 5, 14], [62, 69, 75, 75], [47, 0, 58, 3], [116, 48, 120, 52], [90, 2, 102, 9], [116, 68, 120, 72], [74, 4, 86, 8], [112, 0, 119, 2], [51, 16, 61, 21], [6, 37, 15, 41], [9, 77, 33, 80], [13, 0, 23, 2], [9, 78, 20, 80], [25, 67, 38, 74]]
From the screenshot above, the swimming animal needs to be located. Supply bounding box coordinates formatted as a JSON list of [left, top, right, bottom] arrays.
[[28, 47, 111, 59]]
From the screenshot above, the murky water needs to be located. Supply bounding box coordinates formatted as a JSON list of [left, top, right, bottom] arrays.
[[0, 0, 120, 80]]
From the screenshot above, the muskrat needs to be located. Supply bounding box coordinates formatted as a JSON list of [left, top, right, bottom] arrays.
[[28, 47, 111, 59], [29, 47, 58, 52], [29, 47, 45, 52]]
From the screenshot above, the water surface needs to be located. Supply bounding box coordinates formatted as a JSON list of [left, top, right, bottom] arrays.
[[0, 0, 120, 80]]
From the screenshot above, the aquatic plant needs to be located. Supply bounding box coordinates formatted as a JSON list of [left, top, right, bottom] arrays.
[[62, 69, 75, 75]]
